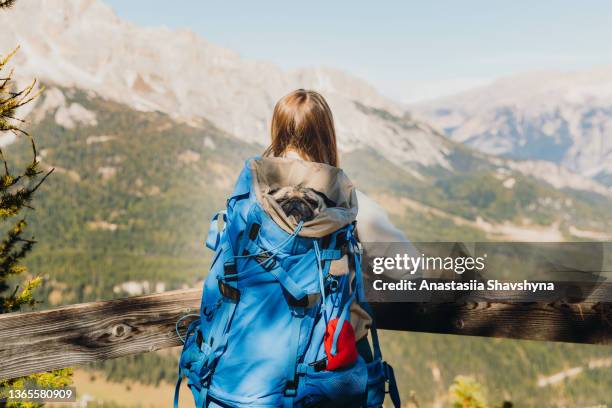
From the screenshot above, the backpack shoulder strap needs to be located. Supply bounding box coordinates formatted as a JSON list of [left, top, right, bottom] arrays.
[[355, 233, 401, 408], [228, 157, 257, 207], [205, 210, 227, 251], [206, 157, 258, 252]]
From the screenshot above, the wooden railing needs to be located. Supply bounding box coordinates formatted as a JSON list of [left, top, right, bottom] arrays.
[[0, 283, 610, 380]]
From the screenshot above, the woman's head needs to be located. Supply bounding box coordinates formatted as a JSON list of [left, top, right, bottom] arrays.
[[264, 89, 338, 167]]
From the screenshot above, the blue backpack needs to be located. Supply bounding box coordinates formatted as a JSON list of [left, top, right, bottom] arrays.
[[175, 157, 400, 408]]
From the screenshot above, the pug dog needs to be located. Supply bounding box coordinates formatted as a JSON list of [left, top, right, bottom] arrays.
[[269, 186, 336, 223]]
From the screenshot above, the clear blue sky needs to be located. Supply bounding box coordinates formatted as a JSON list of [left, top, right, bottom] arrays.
[[104, 0, 612, 103]]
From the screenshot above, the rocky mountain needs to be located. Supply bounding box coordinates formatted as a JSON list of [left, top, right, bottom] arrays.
[[0, 0, 609, 246], [0, 0, 448, 173], [3, 0, 611, 199], [415, 66, 612, 186]]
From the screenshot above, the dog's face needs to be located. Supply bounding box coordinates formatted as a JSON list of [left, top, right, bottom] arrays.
[[269, 186, 332, 223]]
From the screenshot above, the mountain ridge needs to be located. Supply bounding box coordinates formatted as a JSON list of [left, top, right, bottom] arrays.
[[3, 0, 611, 199], [0, 0, 402, 143], [415, 65, 612, 184]]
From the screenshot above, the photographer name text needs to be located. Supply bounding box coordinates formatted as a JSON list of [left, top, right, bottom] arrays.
[[372, 279, 555, 292]]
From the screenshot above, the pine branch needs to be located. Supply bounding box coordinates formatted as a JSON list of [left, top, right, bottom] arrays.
[[0, 219, 27, 258]]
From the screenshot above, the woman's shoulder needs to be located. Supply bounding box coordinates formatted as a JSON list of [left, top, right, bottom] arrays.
[[355, 190, 424, 279], [355, 190, 407, 242]]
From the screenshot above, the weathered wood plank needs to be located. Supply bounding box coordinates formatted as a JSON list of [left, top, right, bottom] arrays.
[[371, 300, 610, 344], [0, 284, 609, 380], [0, 288, 201, 380], [369, 280, 611, 344]]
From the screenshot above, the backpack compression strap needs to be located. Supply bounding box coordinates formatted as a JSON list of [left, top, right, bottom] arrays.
[[233, 221, 310, 408], [349, 224, 401, 408], [205, 210, 227, 251]]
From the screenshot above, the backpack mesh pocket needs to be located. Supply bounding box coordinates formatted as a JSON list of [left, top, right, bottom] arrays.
[[364, 358, 386, 408], [296, 356, 367, 408], [179, 326, 212, 390]]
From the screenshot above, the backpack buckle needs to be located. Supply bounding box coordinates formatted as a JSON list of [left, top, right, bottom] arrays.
[[248, 223, 261, 241], [287, 293, 320, 308], [200, 367, 212, 386], [287, 294, 308, 308], [325, 275, 340, 294], [284, 379, 298, 397], [308, 358, 327, 372], [218, 279, 240, 302], [223, 262, 238, 281], [254, 252, 276, 270]]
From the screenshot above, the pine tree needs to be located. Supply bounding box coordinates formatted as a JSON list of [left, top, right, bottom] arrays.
[[0, 2, 73, 403], [0, 47, 52, 313]]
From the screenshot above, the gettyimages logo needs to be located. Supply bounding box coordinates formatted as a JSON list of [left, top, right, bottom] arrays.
[[372, 253, 487, 275]]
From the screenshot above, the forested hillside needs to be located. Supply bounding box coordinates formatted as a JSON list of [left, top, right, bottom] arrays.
[[2, 86, 609, 407], [6, 86, 610, 304]]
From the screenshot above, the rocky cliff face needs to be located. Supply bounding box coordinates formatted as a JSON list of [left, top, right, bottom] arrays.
[[1, 0, 610, 198], [0, 0, 453, 173], [415, 67, 612, 185]]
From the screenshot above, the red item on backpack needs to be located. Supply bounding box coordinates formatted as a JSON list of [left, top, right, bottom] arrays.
[[324, 318, 358, 371]]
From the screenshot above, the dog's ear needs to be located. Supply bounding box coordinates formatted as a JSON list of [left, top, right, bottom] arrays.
[[268, 187, 288, 198], [312, 190, 337, 208]]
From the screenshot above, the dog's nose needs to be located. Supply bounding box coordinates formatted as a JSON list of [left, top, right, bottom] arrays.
[[282, 200, 314, 221], [286, 202, 305, 215]]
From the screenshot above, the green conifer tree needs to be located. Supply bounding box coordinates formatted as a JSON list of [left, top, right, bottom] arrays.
[[0, 2, 73, 404], [0, 47, 51, 313]]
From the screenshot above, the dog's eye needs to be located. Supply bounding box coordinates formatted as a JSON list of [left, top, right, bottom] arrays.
[[304, 198, 319, 207]]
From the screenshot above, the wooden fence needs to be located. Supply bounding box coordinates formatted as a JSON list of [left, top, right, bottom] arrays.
[[0, 282, 610, 380]]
